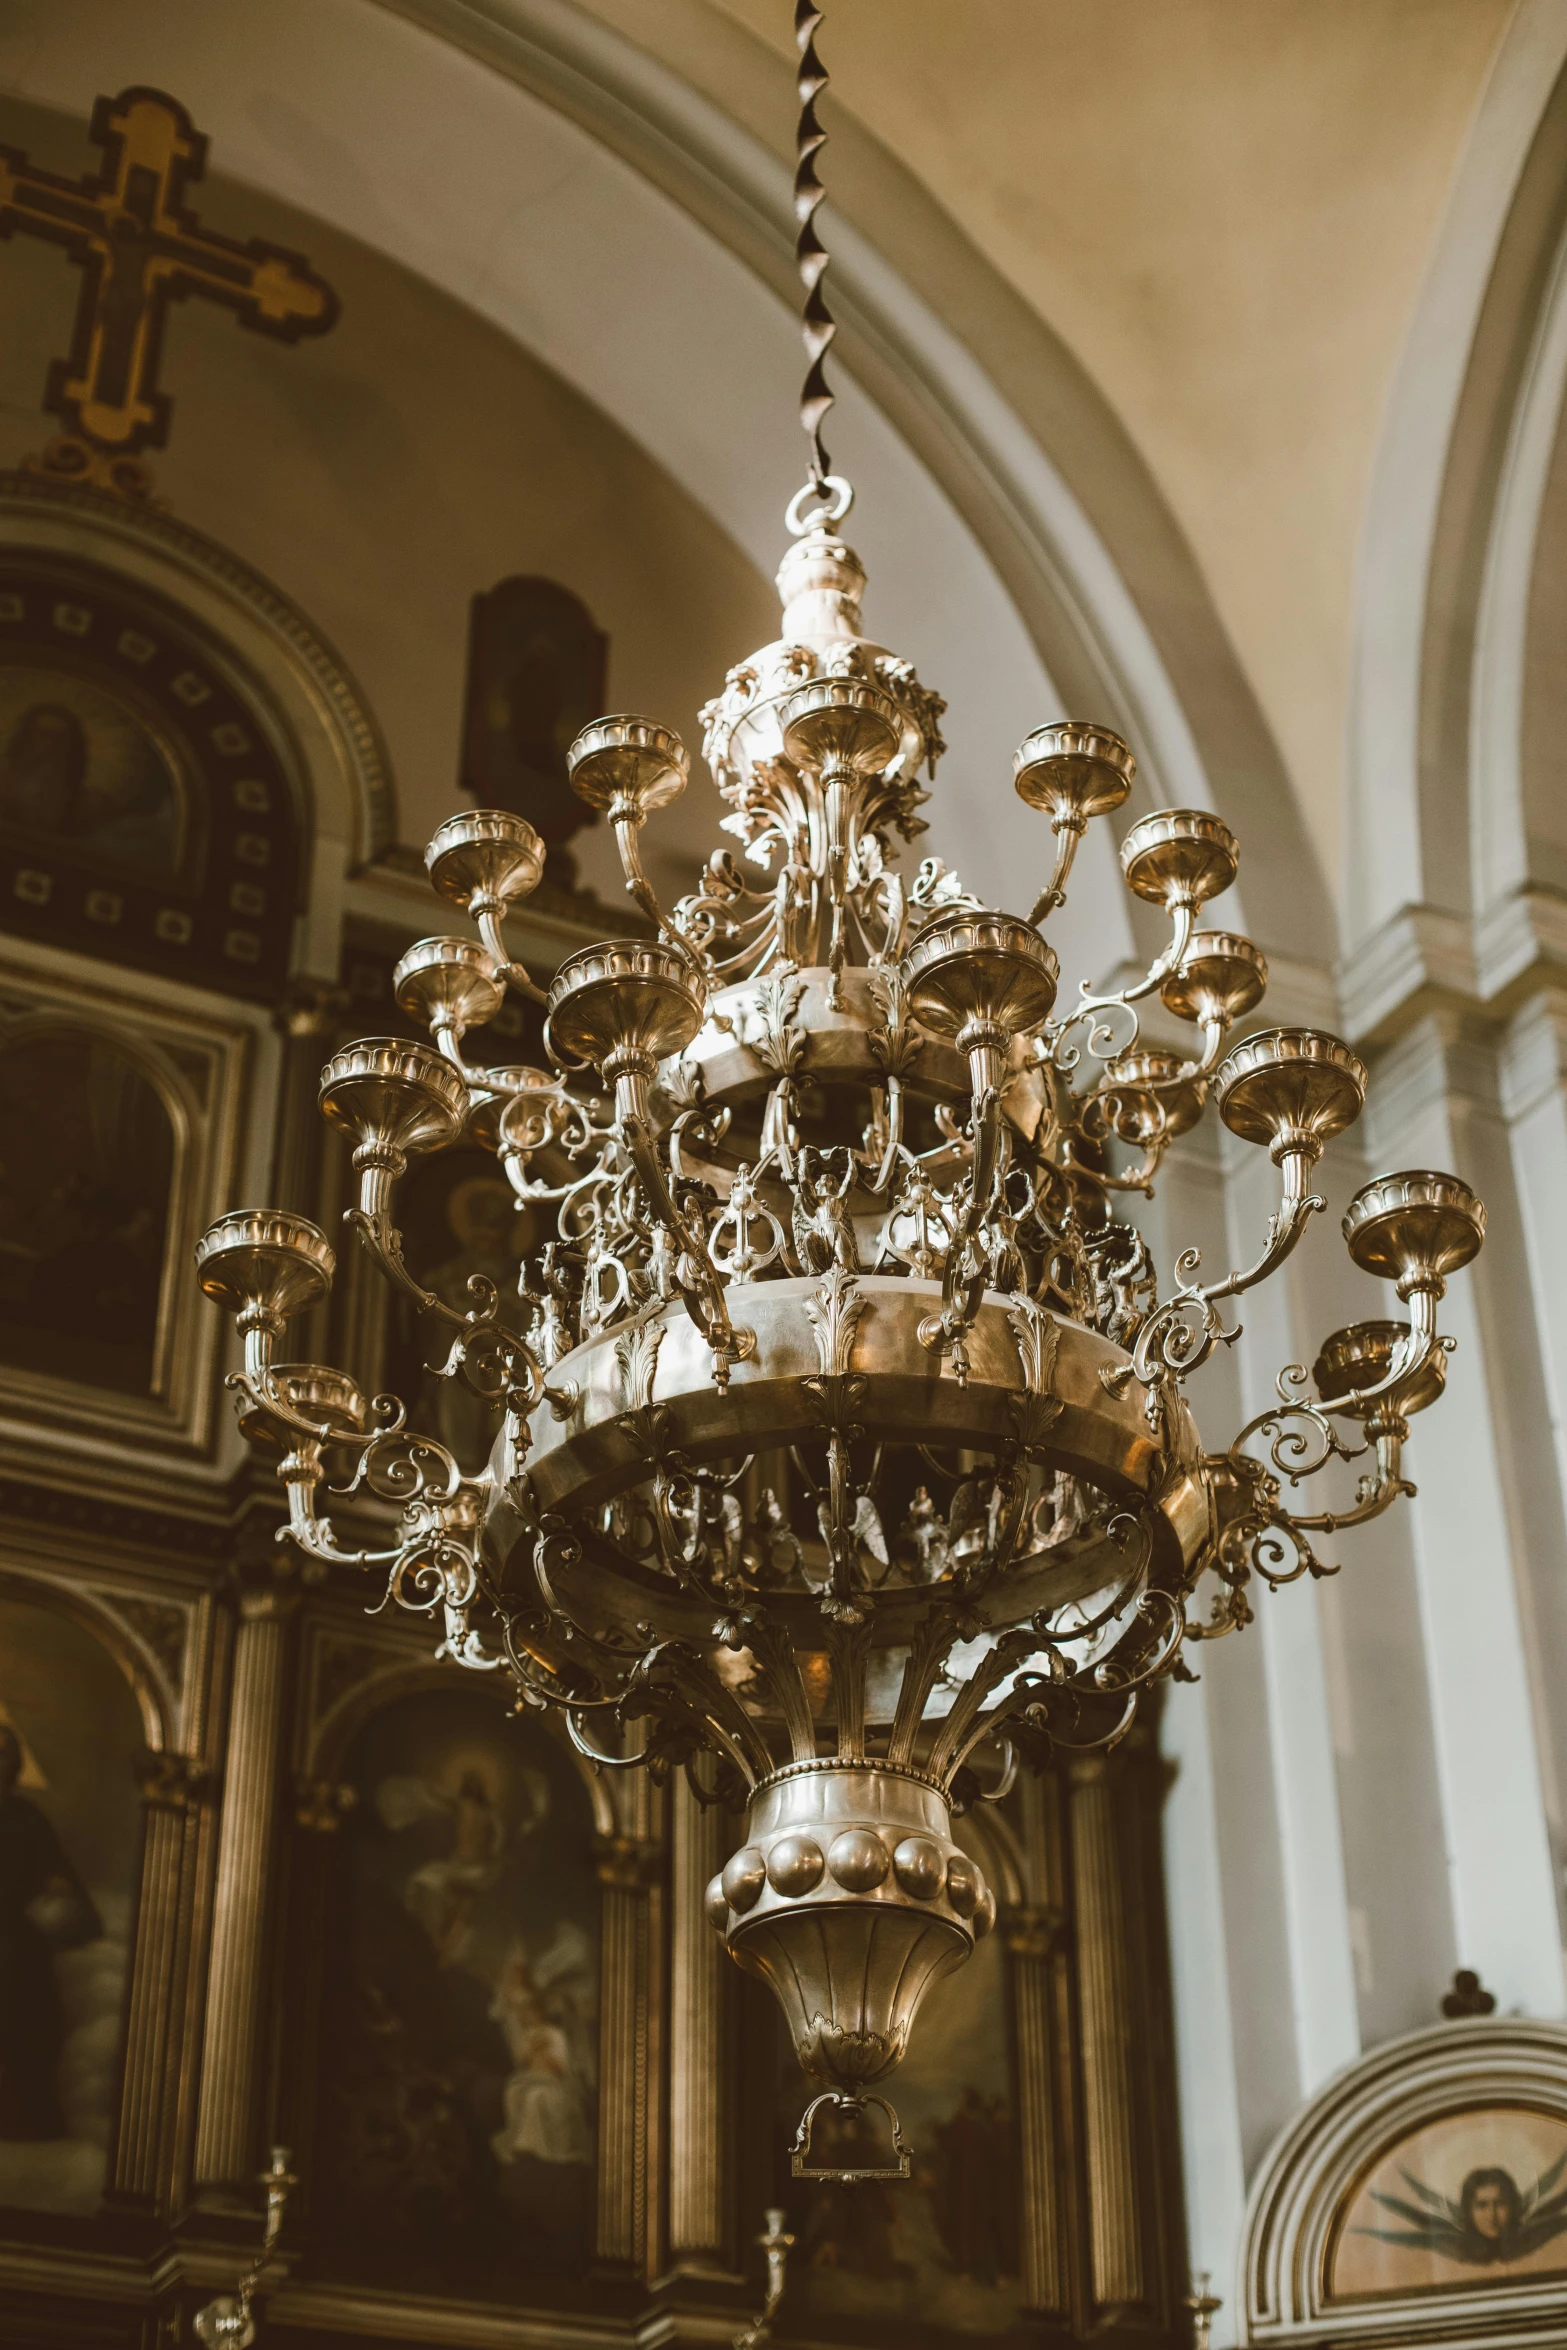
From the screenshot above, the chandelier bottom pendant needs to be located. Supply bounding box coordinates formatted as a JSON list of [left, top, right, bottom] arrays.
[[197, 497, 1483, 2171]]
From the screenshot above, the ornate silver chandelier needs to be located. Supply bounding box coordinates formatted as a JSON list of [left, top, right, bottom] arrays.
[[194, 4, 1484, 2172]]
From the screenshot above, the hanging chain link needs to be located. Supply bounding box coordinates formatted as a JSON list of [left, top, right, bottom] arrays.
[[794, 2, 835, 491]]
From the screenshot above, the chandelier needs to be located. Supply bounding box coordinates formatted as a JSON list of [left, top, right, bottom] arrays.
[[195, 3, 1484, 2177]]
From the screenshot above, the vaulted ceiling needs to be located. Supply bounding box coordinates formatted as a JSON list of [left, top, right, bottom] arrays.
[[0, 0, 1537, 958]]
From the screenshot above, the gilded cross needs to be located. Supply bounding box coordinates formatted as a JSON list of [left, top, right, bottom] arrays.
[[0, 86, 336, 493]]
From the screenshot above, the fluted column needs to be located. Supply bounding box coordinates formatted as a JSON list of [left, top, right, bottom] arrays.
[[1005, 1902, 1070, 2316], [594, 1825, 662, 2272], [111, 1750, 207, 2206], [194, 1583, 296, 2193], [1069, 1754, 1142, 2310], [668, 1782, 727, 2269]]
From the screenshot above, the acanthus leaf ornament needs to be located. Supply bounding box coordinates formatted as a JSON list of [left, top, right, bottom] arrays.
[[195, 0, 1486, 2178]]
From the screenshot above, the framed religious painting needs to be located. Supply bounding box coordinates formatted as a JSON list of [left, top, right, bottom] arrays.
[[0, 550, 302, 998], [0, 961, 252, 1456], [305, 1680, 603, 2297], [0, 1584, 145, 2219], [1244, 2017, 1567, 2349]]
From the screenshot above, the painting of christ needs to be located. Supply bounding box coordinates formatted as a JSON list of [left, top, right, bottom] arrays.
[[0, 664, 185, 876]]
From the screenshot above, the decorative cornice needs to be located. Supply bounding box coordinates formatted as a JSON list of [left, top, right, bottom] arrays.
[[1338, 888, 1567, 1049]]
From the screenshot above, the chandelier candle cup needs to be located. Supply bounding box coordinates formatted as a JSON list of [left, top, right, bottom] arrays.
[[319, 1039, 468, 1216], [1013, 721, 1135, 924], [1313, 1321, 1447, 1423], [1101, 1052, 1208, 1145], [425, 808, 545, 916], [1342, 1170, 1486, 1300], [1214, 1028, 1367, 1167], [195, 0, 1489, 2167], [393, 936, 506, 1050], [235, 1364, 367, 1452], [195, 1209, 335, 1333], [1160, 930, 1269, 1031], [903, 913, 1060, 1095]]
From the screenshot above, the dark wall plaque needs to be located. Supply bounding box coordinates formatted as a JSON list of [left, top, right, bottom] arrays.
[[458, 577, 607, 874]]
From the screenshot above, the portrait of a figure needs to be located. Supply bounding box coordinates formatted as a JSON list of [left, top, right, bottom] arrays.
[[0, 1594, 141, 2217], [316, 1687, 600, 2291], [0, 665, 185, 876], [1334, 2109, 1567, 2296]]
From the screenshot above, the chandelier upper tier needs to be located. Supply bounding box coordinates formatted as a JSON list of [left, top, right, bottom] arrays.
[[194, 1, 1484, 2171]]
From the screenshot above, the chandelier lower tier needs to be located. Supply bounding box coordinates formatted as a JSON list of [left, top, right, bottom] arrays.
[[197, 495, 1483, 2171]]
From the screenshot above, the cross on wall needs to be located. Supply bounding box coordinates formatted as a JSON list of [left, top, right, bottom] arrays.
[[0, 85, 338, 496]]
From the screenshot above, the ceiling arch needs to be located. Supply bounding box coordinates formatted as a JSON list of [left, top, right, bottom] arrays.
[[0, 0, 1335, 968]]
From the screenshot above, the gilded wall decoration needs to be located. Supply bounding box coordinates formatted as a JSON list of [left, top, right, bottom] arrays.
[[0, 553, 301, 995], [314, 1685, 601, 2292], [0, 1589, 142, 2217]]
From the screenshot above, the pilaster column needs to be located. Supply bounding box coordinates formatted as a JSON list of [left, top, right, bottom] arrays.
[[594, 1824, 662, 2273], [1005, 1902, 1070, 2316], [667, 1781, 728, 2270], [111, 1750, 208, 2206], [1366, 1015, 1565, 2013], [276, 1773, 357, 2198], [194, 1582, 296, 2194], [1069, 1755, 1142, 2311], [1501, 987, 1567, 1512]]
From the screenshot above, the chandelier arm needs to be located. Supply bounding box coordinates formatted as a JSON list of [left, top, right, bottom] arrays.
[[1026, 813, 1091, 929], [1035, 1686, 1141, 1755], [917, 1083, 1009, 1365], [563, 1709, 660, 1771], [471, 903, 550, 1006], [925, 1627, 1040, 1788], [275, 1455, 409, 1573], [1114, 1144, 1326, 1400], [1195, 1147, 1323, 1313], [607, 805, 710, 979], [1281, 1447, 1414, 1534], [616, 1109, 753, 1378], [737, 1616, 818, 1762], [824, 1615, 871, 1759], [1052, 901, 1197, 1056], [632, 1639, 772, 1787], [1088, 1585, 1187, 1694]]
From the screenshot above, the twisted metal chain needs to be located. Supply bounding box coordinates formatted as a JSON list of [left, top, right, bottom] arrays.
[[794, 1, 835, 491]]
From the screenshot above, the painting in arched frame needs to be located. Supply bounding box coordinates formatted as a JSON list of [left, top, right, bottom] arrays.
[[0, 1029, 176, 1396], [0, 1589, 143, 2216], [315, 1685, 601, 2292]]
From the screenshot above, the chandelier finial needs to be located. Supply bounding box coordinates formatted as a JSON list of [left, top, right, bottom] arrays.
[[791, 2, 852, 533]]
